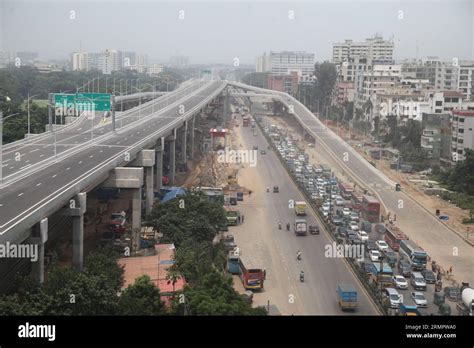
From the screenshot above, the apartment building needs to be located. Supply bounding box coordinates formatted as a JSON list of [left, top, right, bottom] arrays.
[[451, 110, 474, 162], [332, 35, 394, 64], [421, 113, 452, 165], [98, 49, 122, 75], [72, 52, 89, 71], [458, 62, 474, 101], [256, 51, 315, 77], [267, 72, 299, 94]]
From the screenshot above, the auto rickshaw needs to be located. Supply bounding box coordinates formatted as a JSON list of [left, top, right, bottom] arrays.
[[433, 291, 445, 305], [438, 303, 451, 316]]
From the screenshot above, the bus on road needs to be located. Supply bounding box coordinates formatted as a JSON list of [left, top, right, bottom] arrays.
[[238, 255, 265, 290], [399, 239, 428, 271], [384, 224, 408, 251], [361, 195, 380, 223]]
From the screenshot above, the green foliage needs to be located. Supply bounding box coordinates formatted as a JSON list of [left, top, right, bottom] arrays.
[[311, 62, 337, 113], [171, 270, 266, 316], [0, 249, 124, 315], [118, 275, 166, 315]]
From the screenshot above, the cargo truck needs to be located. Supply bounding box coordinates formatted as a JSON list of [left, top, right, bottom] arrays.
[[294, 219, 308, 236], [337, 284, 357, 310], [224, 206, 240, 226], [294, 201, 307, 216]]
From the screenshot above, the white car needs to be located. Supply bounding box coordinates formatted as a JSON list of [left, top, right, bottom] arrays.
[[369, 250, 381, 262], [350, 212, 359, 222], [357, 230, 369, 241], [376, 240, 389, 252], [335, 197, 344, 206], [342, 208, 351, 217], [392, 275, 409, 289], [349, 221, 359, 231], [411, 292, 428, 307]]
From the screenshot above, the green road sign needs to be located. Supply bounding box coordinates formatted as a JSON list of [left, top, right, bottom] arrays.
[[76, 93, 111, 112], [53, 93, 75, 106], [53, 94, 76, 116]]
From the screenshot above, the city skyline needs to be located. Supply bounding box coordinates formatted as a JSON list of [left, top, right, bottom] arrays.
[[1, 0, 472, 64]]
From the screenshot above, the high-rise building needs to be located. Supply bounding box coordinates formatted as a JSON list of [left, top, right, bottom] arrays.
[[458, 62, 474, 101], [421, 113, 452, 166], [72, 52, 89, 71], [451, 110, 474, 162], [169, 55, 189, 67], [99, 49, 122, 75], [332, 35, 394, 64], [256, 51, 315, 77]]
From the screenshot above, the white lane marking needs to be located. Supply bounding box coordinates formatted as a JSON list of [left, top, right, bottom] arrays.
[[78, 128, 82, 131], [9, 166, 14, 169], [3, 159, 10, 163], [40, 154, 44, 157], [25, 160, 30, 163], [30, 149, 39, 153], [52, 174, 57, 178], [18, 193, 24, 197], [0, 204, 3, 207], [20, 164, 31, 169], [78, 161, 82, 164], [66, 167, 71, 170], [36, 183, 42, 187], [89, 155, 94, 158]]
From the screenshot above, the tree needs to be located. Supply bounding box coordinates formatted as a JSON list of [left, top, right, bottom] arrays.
[[446, 149, 474, 194], [118, 275, 165, 315], [312, 62, 337, 113], [171, 270, 266, 316]]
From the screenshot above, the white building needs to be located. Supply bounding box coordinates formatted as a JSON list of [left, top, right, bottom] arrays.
[[355, 64, 401, 109], [98, 49, 122, 75], [332, 35, 394, 64], [458, 62, 474, 101], [434, 62, 459, 91], [147, 64, 164, 76], [256, 51, 315, 77], [451, 110, 474, 162], [72, 52, 89, 71]]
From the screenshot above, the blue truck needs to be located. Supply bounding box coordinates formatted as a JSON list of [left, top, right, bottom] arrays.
[[337, 284, 357, 310]]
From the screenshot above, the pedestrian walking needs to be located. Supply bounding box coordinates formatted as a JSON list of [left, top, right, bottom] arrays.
[[449, 266, 453, 274], [263, 269, 266, 280], [394, 213, 397, 221], [242, 214, 245, 223]]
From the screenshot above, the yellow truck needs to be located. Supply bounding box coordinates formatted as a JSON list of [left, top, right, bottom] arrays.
[[294, 201, 307, 216]]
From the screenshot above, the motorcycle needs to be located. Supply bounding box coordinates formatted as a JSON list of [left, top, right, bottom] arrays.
[[297, 253, 302, 261], [299, 272, 305, 282], [286, 223, 290, 231]]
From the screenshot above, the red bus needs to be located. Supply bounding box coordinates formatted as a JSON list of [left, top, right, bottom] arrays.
[[361, 195, 380, 223], [339, 183, 354, 200], [238, 255, 264, 290], [384, 224, 408, 251]]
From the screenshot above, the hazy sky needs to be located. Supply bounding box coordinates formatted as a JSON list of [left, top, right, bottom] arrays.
[[1, 0, 473, 64]]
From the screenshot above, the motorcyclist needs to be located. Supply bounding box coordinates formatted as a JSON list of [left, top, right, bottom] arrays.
[[297, 250, 302, 260], [278, 221, 282, 229], [286, 222, 290, 231], [300, 271, 304, 282]]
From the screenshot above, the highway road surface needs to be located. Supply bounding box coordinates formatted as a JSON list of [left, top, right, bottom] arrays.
[[230, 105, 378, 315]]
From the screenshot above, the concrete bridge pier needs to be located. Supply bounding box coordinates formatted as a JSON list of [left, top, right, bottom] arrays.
[[103, 167, 144, 231], [60, 192, 87, 271], [189, 116, 195, 160], [29, 218, 48, 283], [129, 150, 155, 216], [168, 129, 176, 185], [155, 137, 164, 192], [180, 121, 188, 167]]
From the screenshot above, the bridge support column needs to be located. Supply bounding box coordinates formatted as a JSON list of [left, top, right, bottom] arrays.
[[181, 121, 188, 165], [60, 192, 87, 271], [168, 129, 176, 185], [189, 116, 195, 160], [30, 218, 48, 283], [103, 167, 144, 231], [155, 137, 164, 191], [129, 150, 155, 217]]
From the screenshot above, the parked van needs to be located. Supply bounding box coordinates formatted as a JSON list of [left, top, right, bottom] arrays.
[[384, 287, 403, 308], [410, 272, 427, 291]]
